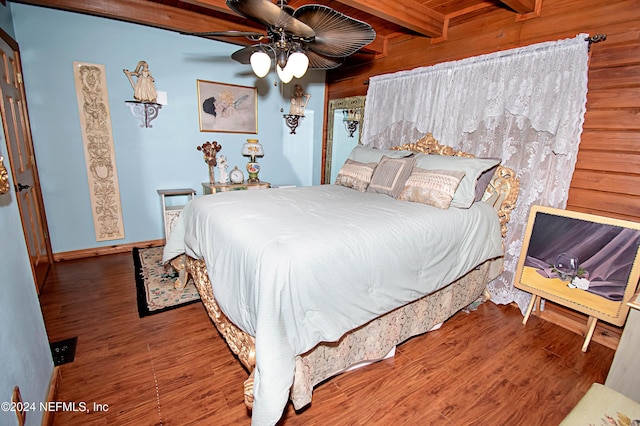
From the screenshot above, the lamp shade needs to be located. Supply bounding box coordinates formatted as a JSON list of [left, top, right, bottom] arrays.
[[241, 139, 264, 157], [343, 108, 361, 121], [250, 51, 271, 78], [276, 64, 294, 83], [287, 51, 309, 78]]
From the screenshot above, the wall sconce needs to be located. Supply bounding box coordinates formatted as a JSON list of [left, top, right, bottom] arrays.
[[123, 60, 162, 128], [241, 139, 264, 182], [125, 101, 162, 128], [283, 85, 311, 134], [343, 108, 361, 138], [283, 114, 302, 135]]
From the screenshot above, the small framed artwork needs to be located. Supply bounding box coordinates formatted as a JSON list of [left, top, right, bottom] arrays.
[[514, 205, 640, 349], [197, 79, 257, 133]]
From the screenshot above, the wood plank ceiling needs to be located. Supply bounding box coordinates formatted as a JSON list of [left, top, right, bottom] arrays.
[[12, 0, 540, 59]]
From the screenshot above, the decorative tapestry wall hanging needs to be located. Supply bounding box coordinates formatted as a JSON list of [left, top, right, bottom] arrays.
[[73, 62, 125, 241]]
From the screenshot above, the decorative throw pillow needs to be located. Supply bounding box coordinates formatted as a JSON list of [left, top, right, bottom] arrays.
[[474, 159, 501, 202], [348, 145, 414, 164], [414, 154, 501, 208], [334, 159, 378, 192], [366, 156, 416, 198], [398, 168, 466, 209]]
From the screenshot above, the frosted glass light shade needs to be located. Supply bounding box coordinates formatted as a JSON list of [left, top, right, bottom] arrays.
[[250, 51, 271, 78], [276, 64, 294, 83], [287, 51, 309, 78], [241, 139, 264, 158]]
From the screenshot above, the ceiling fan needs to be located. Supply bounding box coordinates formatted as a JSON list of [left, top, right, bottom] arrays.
[[182, 0, 376, 83]]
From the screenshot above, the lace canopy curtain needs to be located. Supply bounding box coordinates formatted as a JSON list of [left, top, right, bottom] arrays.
[[362, 34, 590, 310]]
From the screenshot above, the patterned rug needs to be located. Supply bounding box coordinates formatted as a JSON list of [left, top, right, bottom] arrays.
[[133, 247, 200, 317]]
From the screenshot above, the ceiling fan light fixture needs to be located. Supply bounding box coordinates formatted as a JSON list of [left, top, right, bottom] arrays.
[[202, 0, 375, 83], [276, 64, 294, 83], [276, 48, 289, 69], [250, 50, 271, 78], [287, 51, 309, 78]]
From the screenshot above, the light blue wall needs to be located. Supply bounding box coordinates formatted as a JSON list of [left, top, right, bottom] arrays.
[[0, 144, 53, 426], [10, 3, 326, 253], [0, 2, 13, 38], [0, 8, 54, 425], [0, 153, 53, 426]]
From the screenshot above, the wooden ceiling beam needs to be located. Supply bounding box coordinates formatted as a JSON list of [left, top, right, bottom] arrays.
[[334, 0, 445, 38], [499, 0, 537, 14], [174, 0, 233, 15], [12, 0, 260, 36], [361, 35, 385, 55]]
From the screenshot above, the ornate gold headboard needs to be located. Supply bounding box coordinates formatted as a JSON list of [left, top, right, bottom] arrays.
[[393, 133, 520, 238]]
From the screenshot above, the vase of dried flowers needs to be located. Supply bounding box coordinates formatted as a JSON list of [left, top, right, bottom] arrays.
[[208, 163, 216, 185], [197, 141, 222, 184]]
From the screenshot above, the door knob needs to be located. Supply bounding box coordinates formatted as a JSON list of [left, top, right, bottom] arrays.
[[16, 183, 30, 192]]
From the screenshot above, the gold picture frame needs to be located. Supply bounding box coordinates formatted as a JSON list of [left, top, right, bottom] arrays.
[[197, 79, 257, 133], [515, 205, 640, 350]]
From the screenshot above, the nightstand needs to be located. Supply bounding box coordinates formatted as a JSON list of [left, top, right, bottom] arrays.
[[157, 188, 196, 242], [201, 181, 271, 194]]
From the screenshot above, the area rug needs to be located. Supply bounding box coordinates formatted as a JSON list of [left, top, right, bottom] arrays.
[[133, 247, 200, 317]]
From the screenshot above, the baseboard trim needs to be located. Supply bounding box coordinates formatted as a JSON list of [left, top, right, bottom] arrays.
[[52, 239, 165, 262], [41, 367, 60, 426], [536, 301, 622, 350]]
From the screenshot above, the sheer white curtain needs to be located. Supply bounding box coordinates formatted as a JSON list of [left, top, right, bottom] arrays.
[[362, 34, 590, 309]]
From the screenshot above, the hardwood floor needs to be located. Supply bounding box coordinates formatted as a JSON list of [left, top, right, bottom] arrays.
[[38, 252, 615, 425]]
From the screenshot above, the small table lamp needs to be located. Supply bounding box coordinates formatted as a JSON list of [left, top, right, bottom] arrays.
[[241, 139, 264, 183]]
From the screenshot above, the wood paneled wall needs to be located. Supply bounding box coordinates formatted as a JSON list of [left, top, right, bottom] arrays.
[[326, 0, 640, 223]]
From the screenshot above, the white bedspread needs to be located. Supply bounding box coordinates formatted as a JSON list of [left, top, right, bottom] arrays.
[[163, 184, 503, 425]]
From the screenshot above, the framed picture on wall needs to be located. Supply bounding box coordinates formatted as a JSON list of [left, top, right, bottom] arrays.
[[197, 80, 257, 133], [514, 205, 640, 349]]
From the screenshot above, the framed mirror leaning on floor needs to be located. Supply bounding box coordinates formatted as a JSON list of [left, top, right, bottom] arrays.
[[322, 96, 366, 184]]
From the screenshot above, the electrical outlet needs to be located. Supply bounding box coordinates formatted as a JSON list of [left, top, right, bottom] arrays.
[[12, 386, 25, 426]]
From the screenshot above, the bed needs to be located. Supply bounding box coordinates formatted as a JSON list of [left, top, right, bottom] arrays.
[[163, 133, 519, 425]]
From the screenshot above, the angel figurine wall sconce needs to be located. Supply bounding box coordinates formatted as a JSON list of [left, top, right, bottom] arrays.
[[283, 84, 311, 134], [123, 60, 161, 128]]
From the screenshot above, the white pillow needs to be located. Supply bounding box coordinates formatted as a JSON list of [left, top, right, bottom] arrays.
[[348, 145, 414, 164]]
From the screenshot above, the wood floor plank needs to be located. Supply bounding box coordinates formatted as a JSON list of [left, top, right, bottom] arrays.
[[38, 253, 615, 425]]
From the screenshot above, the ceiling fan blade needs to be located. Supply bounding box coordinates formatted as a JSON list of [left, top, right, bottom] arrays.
[[230, 45, 261, 65], [305, 50, 343, 70], [226, 0, 315, 39], [182, 30, 268, 42], [293, 5, 376, 57]]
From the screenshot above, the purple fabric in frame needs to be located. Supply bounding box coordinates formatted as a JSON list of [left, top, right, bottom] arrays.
[[523, 212, 640, 301]]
